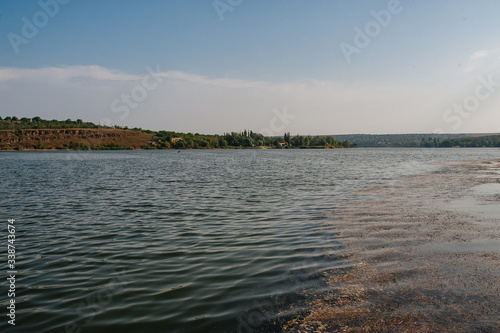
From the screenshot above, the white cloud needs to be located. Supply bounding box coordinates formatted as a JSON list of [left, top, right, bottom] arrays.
[[465, 48, 500, 72], [157, 71, 272, 90], [470, 50, 489, 60], [0, 65, 498, 134], [0, 66, 139, 83]]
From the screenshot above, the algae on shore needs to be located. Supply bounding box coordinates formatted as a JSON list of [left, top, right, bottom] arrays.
[[283, 159, 500, 332]]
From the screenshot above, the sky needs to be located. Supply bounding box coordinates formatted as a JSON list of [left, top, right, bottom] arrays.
[[0, 0, 499, 135]]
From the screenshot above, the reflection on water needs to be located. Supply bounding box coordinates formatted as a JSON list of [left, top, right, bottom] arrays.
[[448, 181, 500, 219], [0, 149, 499, 332]]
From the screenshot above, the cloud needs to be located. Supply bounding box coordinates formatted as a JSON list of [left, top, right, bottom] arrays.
[[465, 48, 500, 72], [157, 71, 272, 90], [0, 66, 272, 90], [0, 65, 139, 83], [470, 50, 489, 60], [0, 65, 498, 134]]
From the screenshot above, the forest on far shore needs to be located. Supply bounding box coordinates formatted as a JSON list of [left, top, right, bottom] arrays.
[[0, 116, 355, 150], [3, 116, 498, 149]]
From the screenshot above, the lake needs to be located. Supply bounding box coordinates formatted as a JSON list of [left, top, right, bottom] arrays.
[[1, 148, 499, 332]]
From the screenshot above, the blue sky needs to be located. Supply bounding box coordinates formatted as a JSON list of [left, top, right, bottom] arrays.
[[1, 0, 499, 134]]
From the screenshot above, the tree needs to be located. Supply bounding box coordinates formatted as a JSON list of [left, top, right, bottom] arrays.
[[218, 137, 228, 148], [241, 138, 252, 147], [173, 140, 185, 149], [284, 132, 291, 145]]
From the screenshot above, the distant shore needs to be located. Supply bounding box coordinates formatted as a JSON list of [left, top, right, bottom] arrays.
[[284, 159, 500, 332], [0, 127, 355, 150]]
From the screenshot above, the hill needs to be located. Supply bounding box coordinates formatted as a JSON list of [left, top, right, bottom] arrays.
[[0, 128, 155, 150], [0, 117, 354, 150], [329, 133, 500, 147], [3, 116, 496, 150]]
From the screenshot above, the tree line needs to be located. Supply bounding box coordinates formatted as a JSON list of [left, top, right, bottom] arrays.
[[154, 131, 355, 149], [419, 136, 500, 148], [0, 116, 101, 130], [0, 117, 355, 149]]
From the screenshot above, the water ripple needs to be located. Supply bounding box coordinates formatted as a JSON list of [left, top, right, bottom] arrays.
[[1, 149, 498, 332]]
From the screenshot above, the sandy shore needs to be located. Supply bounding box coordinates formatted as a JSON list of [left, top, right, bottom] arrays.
[[285, 159, 500, 332]]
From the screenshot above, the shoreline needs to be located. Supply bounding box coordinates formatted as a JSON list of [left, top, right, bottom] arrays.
[[0, 146, 357, 151], [283, 159, 500, 332], [8, 146, 500, 151]]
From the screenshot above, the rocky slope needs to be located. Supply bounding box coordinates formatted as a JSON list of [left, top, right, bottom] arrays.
[[0, 128, 155, 150]]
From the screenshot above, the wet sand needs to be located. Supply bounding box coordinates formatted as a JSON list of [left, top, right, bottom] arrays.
[[285, 159, 500, 332]]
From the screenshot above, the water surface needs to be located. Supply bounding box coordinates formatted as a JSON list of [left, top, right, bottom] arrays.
[[1, 148, 498, 332]]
